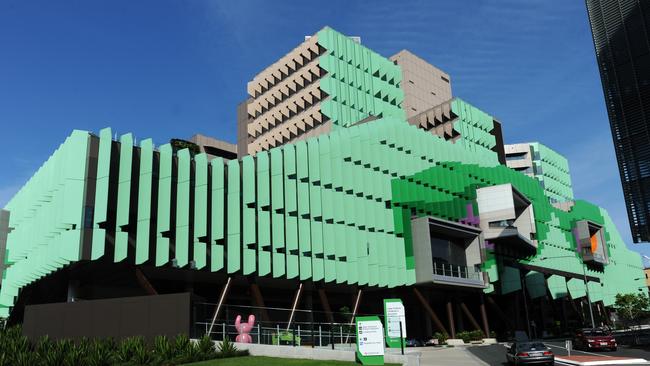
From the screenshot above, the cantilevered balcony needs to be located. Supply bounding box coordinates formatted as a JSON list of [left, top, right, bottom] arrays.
[[411, 216, 487, 288], [476, 184, 537, 254], [575, 220, 608, 265]]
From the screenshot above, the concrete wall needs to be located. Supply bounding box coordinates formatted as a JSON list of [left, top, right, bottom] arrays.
[[228, 342, 419, 366]]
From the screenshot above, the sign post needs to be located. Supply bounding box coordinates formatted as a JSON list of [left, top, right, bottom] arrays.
[[383, 299, 406, 349], [355, 316, 385, 365]]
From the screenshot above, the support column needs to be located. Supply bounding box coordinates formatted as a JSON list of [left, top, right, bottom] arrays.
[[318, 288, 335, 324], [287, 283, 304, 331], [486, 296, 515, 330], [135, 268, 157, 295], [250, 283, 271, 322], [561, 297, 568, 332], [208, 277, 232, 335], [413, 287, 448, 335], [455, 300, 464, 332], [479, 295, 490, 337], [460, 301, 484, 336], [446, 299, 456, 339]]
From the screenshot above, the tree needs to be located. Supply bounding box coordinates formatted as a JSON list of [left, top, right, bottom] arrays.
[[614, 293, 650, 344], [614, 293, 650, 325]]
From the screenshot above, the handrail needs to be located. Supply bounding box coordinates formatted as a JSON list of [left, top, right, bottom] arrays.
[[433, 261, 482, 281]]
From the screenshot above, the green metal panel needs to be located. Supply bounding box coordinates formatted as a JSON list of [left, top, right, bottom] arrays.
[[193, 153, 208, 270], [227, 159, 241, 274], [91, 127, 112, 260], [115, 133, 134, 262], [296, 141, 312, 280], [135, 138, 154, 265], [210, 158, 225, 272], [271, 148, 285, 278], [256, 151, 271, 276], [156, 144, 172, 266], [284, 144, 299, 279], [242, 155, 256, 275], [175, 149, 191, 268]]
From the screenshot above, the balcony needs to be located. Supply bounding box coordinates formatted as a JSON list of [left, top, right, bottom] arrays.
[[575, 220, 608, 265], [411, 216, 487, 288], [477, 184, 537, 255], [432, 261, 486, 288]]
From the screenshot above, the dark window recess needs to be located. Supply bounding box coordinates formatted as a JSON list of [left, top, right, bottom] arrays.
[[441, 76, 450, 83]]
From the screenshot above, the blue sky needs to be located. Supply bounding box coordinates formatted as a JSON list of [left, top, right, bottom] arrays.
[[2, 0, 649, 260]]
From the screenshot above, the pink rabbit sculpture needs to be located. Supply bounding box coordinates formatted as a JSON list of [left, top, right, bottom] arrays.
[[234, 314, 255, 343]]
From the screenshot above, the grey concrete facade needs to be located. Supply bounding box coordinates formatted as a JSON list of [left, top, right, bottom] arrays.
[[389, 50, 452, 119], [188, 134, 237, 160]]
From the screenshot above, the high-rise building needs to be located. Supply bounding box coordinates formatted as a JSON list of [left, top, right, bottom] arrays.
[[504, 142, 574, 203], [238, 27, 404, 156], [389, 50, 452, 119], [586, 0, 650, 242]]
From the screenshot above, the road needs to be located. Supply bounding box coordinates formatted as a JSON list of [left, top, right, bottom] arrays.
[[466, 341, 650, 366]]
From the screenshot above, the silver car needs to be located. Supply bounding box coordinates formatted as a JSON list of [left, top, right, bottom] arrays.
[[506, 341, 554, 366]]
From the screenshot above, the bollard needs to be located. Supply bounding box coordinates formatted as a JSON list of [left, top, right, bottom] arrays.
[[330, 323, 334, 350], [222, 323, 226, 340], [258, 323, 261, 344], [292, 326, 296, 347], [319, 326, 322, 347]]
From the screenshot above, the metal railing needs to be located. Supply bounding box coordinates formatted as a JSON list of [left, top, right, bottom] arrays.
[[192, 303, 378, 348], [433, 261, 483, 281], [195, 320, 358, 348]]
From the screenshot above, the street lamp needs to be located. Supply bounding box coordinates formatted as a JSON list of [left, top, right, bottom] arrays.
[[539, 256, 596, 329]]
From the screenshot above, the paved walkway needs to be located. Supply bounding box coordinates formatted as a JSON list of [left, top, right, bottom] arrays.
[[556, 355, 649, 365], [419, 346, 489, 366]]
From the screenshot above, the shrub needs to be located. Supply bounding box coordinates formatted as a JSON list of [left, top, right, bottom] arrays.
[[173, 334, 192, 357], [131, 339, 155, 365], [0, 327, 247, 366], [469, 330, 483, 341], [115, 336, 144, 364], [433, 331, 448, 344], [153, 335, 175, 362], [85, 339, 114, 366], [456, 331, 471, 343], [197, 335, 216, 360]]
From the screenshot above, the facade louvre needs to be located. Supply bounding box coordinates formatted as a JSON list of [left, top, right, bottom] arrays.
[[586, 0, 650, 242]]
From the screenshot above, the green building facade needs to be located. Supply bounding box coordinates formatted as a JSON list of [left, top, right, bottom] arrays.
[[0, 27, 645, 339]]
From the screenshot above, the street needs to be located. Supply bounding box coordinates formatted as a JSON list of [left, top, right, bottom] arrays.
[[465, 341, 650, 366]]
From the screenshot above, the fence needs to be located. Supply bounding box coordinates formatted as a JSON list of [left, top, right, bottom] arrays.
[[193, 302, 386, 348]]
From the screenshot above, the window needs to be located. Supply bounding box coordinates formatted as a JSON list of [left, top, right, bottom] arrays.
[[441, 76, 450, 83]]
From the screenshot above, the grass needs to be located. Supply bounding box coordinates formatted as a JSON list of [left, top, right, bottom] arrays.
[[183, 356, 400, 366]]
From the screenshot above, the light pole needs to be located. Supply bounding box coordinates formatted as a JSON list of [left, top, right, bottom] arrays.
[[539, 256, 596, 329]]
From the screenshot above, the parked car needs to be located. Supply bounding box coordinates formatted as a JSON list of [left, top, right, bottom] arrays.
[[505, 341, 554, 366], [573, 328, 617, 351], [424, 337, 439, 346], [405, 338, 424, 347]]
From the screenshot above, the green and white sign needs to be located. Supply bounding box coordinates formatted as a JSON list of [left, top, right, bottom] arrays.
[[355, 316, 384, 365], [383, 298, 406, 348]]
